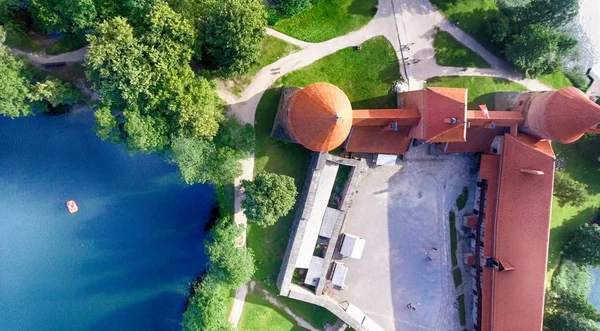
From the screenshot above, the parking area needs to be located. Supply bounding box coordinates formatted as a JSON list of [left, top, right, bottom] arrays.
[[332, 148, 476, 331]]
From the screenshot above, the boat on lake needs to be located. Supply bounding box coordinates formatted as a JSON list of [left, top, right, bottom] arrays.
[[66, 200, 78, 214]]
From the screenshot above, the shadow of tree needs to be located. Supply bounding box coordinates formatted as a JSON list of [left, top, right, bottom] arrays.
[[347, 0, 378, 16]]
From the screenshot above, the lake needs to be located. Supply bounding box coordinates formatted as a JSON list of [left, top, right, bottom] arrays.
[[0, 109, 214, 330]]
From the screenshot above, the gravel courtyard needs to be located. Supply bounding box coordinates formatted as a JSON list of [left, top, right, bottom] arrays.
[[333, 146, 477, 331]]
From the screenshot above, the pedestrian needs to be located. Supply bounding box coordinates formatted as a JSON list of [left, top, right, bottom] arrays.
[[432, 247, 437, 251], [403, 57, 409, 60], [426, 256, 432, 261]]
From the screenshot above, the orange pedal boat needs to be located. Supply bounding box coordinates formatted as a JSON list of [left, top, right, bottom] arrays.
[[66, 200, 79, 214]]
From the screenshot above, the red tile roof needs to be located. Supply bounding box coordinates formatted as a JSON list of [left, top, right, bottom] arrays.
[[345, 126, 412, 154], [521, 87, 600, 143], [404, 88, 468, 143], [481, 134, 555, 331], [287, 83, 353, 152], [352, 109, 421, 126], [444, 127, 505, 154], [467, 111, 524, 127]]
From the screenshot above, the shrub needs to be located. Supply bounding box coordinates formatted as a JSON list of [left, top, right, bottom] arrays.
[[564, 68, 590, 92], [456, 186, 468, 211], [241, 172, 298, 227], [484, 12, 510, 43], [553, 171, 587, 207]]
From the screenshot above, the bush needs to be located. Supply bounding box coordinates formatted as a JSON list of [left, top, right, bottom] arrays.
[[456, 186, 468, 211], [564, 68, 590, 92], [241, 172, 298, 227], [563, 224, 600, 267], [484, 12, 510, 43], [554, 171, 587, 207]]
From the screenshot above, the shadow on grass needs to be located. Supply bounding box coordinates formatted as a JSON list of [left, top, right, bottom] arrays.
[[347, 0, 378, 16], [352, 94, 396, 109], [554, 140, 600, 195]]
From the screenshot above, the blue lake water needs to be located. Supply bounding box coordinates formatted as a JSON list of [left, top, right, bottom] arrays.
[[588, 268, 600, 310], [0, 110, 213, 330]]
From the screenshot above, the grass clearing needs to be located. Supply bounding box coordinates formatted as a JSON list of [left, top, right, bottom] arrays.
[[456, 186, 468, 211], [272, 0, 378, 42], [449, 211, 458, 267], [226, 36, 300, 96], [433, 30, 491, 68], [425, 76, 528, 108], [247, 36, 400, 329], [457, 294, 466, 326], [547, 142, 600, 281], [453, 267, 463, 288], [429, 0, 502, 54], [537, 71, 574, 90], [238, 290, 297, 331]]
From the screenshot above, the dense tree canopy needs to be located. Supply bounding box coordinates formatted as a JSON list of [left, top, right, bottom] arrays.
[[86, 1, 224, 153], [563, 224, 600, 267], [182, 276, 234, 331], [553, 171, 588, 207], [31, 0, 97, 33], [29, 77, 80, 111], [0, 27, 33, 118], [198, 0, 267, 76], [506, 24, 577, 77], [241, 172, 297, 227], [518, 0, 579, 28]]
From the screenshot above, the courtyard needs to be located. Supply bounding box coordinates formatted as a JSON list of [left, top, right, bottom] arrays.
[[332, 146, 476, 331]]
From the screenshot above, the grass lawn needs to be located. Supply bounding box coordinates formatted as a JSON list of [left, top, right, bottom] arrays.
[[457, 294, 466, 326], [238, 290, 300, 331], [433, 30, 491, 68], [246, 36, 400, 329], [272, 0, 378, 43], [456, 186, 468, 211], [226, 36, 300, 96], [425, 76, 528, 108], [546, 142, 600, 281], [537, 71, 574, 90], [429, 0, 502, 54], [3, 19, 40, 53], [453, 267, 463, 288], [449, 211, 458, 267]]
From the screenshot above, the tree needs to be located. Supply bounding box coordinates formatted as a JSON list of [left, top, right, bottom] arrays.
[[563, 224, 600, 267], [276, 0, 311, 18], [241, 172, 297, 227], [86, 2, 223, 153], [170, 137, 243, 185], [0, 0, 23, 18], [553, 171, 587, 207], [205, 219, 255, 288], [29, 77, 80, 111], [94, 107, 121, 143], [182, 276, 234, 331], [0, 26, 33, 118], [31, 0, 97, 33], [545, 311, 600, 331], [518, 0, 579, 28], [484, 12, 510, 44], [551, 260, 592, 297], [213, 118, 255, 158], [198, 0, 267, 76], [506, 24, 577, 77]]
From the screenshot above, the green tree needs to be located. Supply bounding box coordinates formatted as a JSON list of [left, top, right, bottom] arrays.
[[170, 137, 243, 185], [0, 0, 22, 18], [506, 24, 577, 77], [29, 77, 80, 111], [213, 118, 255, 157], [518, 0, 579, 28], [276, 0, 311, 18], [553, 171, 587, 207], [0, 26, 33, 118], [86, 2, 223, 152], [551, 260, 592, 297], [484, 12, 510, 43], [94, 107, 121, 142], [206, 219, 255, 288], [545, 311, 600, 331], [182, 276, 234, 331], [31, 0, 97, 33], [198, 0, 267, 76], [241, 172, 297, 227], [563, 224, 600, 267]]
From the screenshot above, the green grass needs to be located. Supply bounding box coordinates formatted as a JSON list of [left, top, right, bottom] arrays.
[[452, 267, 463, 288], [272, 0, 378, 42], [246, 36, 400, 330], [3, 20, 40, 53], [281, 36, 400, 109], [449, 211, 458, 267], [45, 33, 87, 55], [456, 186, 468, 211], [425, 76, 528, 108], [228, 36, 300, 96], [547, 142, 600, 281], [457, 294, 466, 326], [537, 71, 574, 90], [429, 0, 502, 54], [433, 30, 491, 68], [238, 290, 297, 331]]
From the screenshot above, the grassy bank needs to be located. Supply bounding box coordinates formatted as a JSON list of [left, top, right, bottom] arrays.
[[537, 72, 574, 90], [272, 0, 378, 42], [425, 76, 528, 108], [245, 36, 401, 329], [433, 30, 491, 68]]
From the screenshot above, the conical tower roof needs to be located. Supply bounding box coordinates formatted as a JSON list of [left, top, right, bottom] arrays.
[[524, 87, 600, 143], [287, 83, 353, 152]]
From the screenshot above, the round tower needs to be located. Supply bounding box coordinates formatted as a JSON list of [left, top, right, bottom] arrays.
[[282, 82, 353, 152], [518, 87, 600, 143]]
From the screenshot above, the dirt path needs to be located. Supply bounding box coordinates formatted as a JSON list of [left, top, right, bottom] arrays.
[[11, 47, 87, 64]]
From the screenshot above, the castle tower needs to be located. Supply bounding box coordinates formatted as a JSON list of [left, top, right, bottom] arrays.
[[517, 87, 600, 144]]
